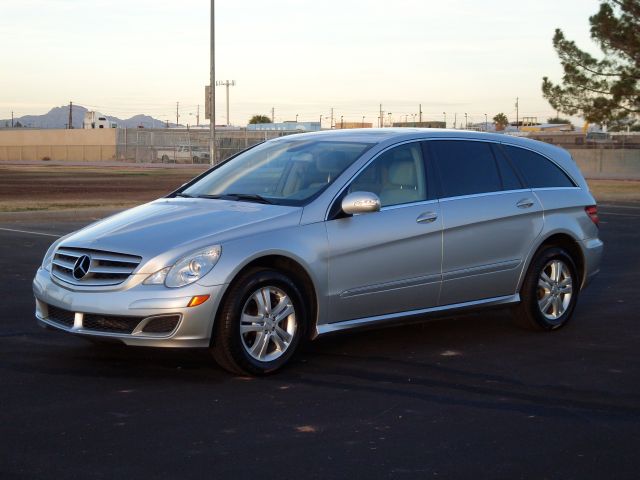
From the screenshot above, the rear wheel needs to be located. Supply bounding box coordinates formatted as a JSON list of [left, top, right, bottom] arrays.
[[514, 247, 579, 330], [211, 268, 306, 375]]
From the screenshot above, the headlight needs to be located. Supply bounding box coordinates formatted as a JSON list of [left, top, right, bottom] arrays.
[[144, 245, 221, 288], [42, 240, 62, 272]]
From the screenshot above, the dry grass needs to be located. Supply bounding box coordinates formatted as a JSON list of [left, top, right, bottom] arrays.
[[587, 179, 640, 203]]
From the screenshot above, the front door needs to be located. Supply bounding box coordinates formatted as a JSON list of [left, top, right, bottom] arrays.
[[325, 142, 442, 323]]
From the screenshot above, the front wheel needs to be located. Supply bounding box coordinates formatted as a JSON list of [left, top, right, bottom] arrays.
[[513, 247, 579, 330], [211, 268, 307, 375]]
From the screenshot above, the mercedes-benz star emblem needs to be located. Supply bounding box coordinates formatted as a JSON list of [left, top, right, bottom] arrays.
[[72, 255, 91, 280]]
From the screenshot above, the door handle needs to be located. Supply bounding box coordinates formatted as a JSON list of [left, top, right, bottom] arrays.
[[516, 199, 535, 209], [416, 212, 438, 224]]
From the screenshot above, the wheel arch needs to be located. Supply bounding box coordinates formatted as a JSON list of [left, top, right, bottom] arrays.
[[212, 254, 319, 344], [519, 231, 586, 291]]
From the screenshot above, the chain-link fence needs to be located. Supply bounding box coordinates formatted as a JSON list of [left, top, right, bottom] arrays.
[[115, 128, 296, 164]]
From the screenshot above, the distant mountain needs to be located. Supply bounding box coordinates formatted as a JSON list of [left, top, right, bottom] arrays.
[[0, 105, 179, 129]]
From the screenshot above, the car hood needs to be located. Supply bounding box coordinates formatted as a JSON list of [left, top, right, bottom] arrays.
[[61, 198, 302, 270]]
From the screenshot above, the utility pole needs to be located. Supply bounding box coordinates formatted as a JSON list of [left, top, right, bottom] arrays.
[[271, 107, 275, 123], [362, 116, 365, 128], [340, 115, 344, 129], [196, 105, 200, 126], [11, 111, 14, 128], [379, 104, 383, 127], [295, 113, 299, 123], [419, 104, 423, 123], [454, 113, 457, 129], [515, 97, 519, 131], [176, 101, 179, 127], [330, 107, 334, 129], [319, 114, 323, 128], [216, 80, 235, 126], [68, 101, 73, 129], [443, 112, 446, 128], [484, 113, 488, 132], [209, 0, 216, 165], [464, 113, 468, 129]]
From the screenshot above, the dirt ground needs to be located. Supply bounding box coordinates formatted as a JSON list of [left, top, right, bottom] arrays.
[[0, 165, 638, 218], [0, 165, 204, 213]]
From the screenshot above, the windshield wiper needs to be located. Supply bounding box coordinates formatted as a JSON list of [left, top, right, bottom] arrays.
[[196, 193, 274, 204], [175, 192, 194, 198]]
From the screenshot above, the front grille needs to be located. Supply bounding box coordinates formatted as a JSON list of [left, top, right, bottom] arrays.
[[46, 304, 75, 327], [51, 247, 142, 286], [82, 314, 143, 334], [141, 315, 180, 333]]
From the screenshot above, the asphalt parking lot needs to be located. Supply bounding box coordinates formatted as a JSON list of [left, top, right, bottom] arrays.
[[1, 204, 639, 479]]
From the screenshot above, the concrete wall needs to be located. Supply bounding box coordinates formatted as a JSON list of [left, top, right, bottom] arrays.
[[567, 148, 640, 180], [0, 129, 117, 161]]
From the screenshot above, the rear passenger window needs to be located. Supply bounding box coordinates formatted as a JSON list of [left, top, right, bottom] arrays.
[[503, 145, 575, 188], [492, 145, 523, 191], [430, 140, 501, 198]]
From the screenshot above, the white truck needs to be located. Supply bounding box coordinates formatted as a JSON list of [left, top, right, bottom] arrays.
[[154, 145, 211, 164]]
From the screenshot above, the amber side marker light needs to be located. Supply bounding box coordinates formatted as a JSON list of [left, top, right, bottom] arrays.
[[187, 295, 210, 307]]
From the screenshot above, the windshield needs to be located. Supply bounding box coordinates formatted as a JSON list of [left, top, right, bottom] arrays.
[[181, 138, 373, 206]]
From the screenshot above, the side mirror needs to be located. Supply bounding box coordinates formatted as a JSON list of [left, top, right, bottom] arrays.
[[341, 191, 381, 215]]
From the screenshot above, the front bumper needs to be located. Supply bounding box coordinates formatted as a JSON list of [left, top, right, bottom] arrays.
[[33, 267, 226, 348]]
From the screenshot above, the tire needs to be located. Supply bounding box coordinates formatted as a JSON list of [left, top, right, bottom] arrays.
[[211, 268, 307, 375], [513, 246, 579, 330]]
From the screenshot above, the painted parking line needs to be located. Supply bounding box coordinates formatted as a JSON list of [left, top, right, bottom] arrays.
[[599, 212, 640, 218], [0, 227, 60, 238], [599, 204, 640, 210]]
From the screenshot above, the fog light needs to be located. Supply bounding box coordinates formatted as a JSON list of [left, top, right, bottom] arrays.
[[187, 295, 210, 307]]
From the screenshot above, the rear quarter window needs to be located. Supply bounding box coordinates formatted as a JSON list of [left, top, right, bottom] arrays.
[[502, 145, 575, 188]]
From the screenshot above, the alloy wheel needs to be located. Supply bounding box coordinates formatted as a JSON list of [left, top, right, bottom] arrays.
[[240, 286, 297, 362], [537, 259, 573, 320]]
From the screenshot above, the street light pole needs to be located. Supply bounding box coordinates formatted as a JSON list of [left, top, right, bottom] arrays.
[[209, 0, 216, 165], [443, 112, 446, 128], [484, 113, 488, 132], [216, 80, 235, 126]]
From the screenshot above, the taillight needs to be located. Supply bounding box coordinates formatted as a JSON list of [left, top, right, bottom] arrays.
[[585, 205, 599, 227]]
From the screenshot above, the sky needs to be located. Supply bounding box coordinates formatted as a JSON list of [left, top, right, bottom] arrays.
[[0, 0, 603, 127]]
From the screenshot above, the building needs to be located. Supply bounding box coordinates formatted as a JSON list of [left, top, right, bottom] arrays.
[[246, 121, 321, 132], [392, 121, 446, 128], [83, 111, 117, 129], [333, 121, 373, 129]]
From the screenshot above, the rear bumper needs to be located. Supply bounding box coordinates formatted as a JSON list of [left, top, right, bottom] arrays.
[[581, 237, 604, 289], [33, 267, 226, 348]]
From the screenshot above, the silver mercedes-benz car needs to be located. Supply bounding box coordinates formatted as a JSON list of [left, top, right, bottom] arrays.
[[33, 129, 603, 375]]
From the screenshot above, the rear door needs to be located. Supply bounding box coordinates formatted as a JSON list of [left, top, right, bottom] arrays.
[[325, 141, 442, 323], [428, 140, 544, 305]]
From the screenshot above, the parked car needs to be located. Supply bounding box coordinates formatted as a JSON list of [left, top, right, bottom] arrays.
[[154, 145, 210, 164], [34, 129, 603, 375]]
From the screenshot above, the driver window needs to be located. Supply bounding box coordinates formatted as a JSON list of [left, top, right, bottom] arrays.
[[348, 142, 427, 207]]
